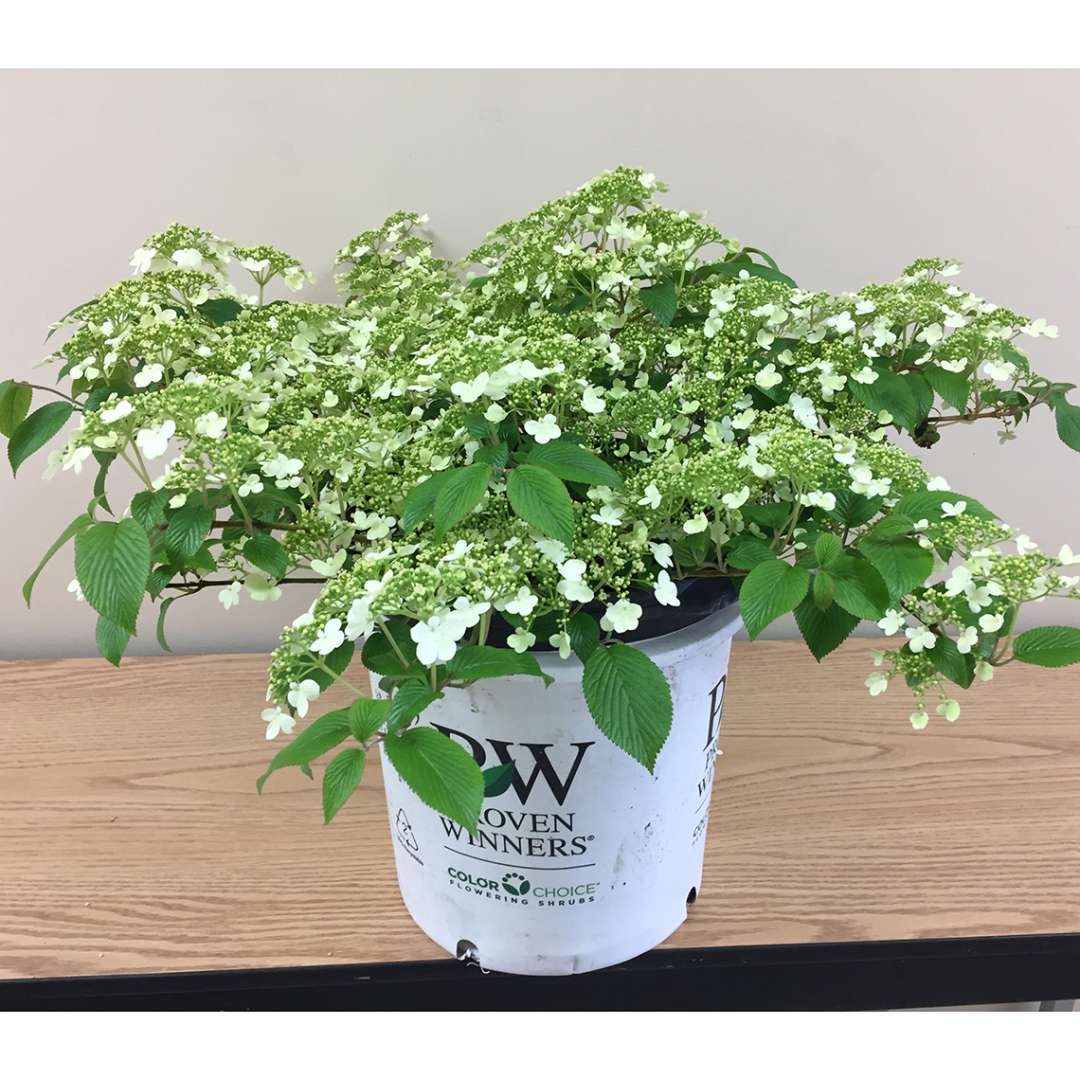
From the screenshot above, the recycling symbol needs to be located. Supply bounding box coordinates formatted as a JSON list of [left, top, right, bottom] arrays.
[[501, 872, 530, 896], [396, 808, 419, 852]]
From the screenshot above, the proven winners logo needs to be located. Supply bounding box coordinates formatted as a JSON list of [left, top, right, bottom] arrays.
[[447, 867, 598, 907]]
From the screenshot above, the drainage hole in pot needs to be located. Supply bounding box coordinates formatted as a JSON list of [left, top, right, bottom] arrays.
[[686, 887, 698, 907], [456, 938, 480, 962]]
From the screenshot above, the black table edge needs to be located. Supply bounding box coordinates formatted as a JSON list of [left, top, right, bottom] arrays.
[[3, 932, 1079, 1010]]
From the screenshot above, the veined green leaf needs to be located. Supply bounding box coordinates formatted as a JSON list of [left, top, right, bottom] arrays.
[[95, 614, 131, 668], [527, 438, 623, 488], [22, 511, 93, 606], [1013, 626, 1080, 668], [322, 748, 366, 824], [244, 532, 288, 579], [506, 464, 574, 546], [165, 502, 214, 559], [386, 678, 442, 734], [432, 463, 491, 538], [257, 706, 354, 793], [0, 380, 33, 437], [8, 401, 73, 475], [445, 645, 552, 685], [739, 559, 810, 639], [74, 519, 151, 634], [638, 281, 678, 326], [794, 595, 859, 661]]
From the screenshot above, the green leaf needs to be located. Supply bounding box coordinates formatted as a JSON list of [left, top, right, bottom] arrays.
[[858, 537, 934, 600], [568, 611, 600, 663], [724, 537, 775, 570], [95, 614, 130, 667], [739, 559, 811, 640], [506, 464, 574, 546], [130, 489, 171, 532], [482, 761, 515, 798], [8, 401, 73, 476], [386, 678, 443, 734], [322, 748, 366, 824], [432, 463, 491, 537], [526, 438, 623, 488], [827, 490, 883, 528], [905, 372, 934, 429], [0, 380, 32, 437], [923, 364, 971, 412], [22, 512, 93, 606], [361, 621, 420, 677], [445, 645, 552, 685], [695, 260, 797, 289], [348, 697, 390, 742], [165, 502, 214, 559], [891, 489, 994, 523], [256, 706, 353, 793], [92, 451, 115, 515], [197, 297, 244, 325], [74, 519, 151, 634], [827, 555, 890, 621], [1053, 397, 1080, 453], [742, 501, 794, 529], [638, 281, 678, 326], [926, 634, 975, 689], [382, 726, 484, 832], [848, 371, 921, 430], [1013, 626, 1080, 668], [155, 596, 177, 652], [473, 443, 509, 468], [401, 470, 453, 531], [814, 533, 842, 568], [812, 569, 835, 609], [794, 595, 859, 661], [582, 643, 673, 772], [244, 532, 288, 579]]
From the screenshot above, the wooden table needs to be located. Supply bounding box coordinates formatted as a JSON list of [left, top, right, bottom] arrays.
[[1, 640, 1079, 1009]]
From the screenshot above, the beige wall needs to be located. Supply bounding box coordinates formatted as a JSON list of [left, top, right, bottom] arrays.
[[2, 69, 1078, 658]]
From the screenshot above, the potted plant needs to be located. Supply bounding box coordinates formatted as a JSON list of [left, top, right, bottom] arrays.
[[4, 167, 1080, 975]]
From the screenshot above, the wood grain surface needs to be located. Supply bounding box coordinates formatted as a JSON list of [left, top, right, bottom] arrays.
[[1, 640, 1078, 979]]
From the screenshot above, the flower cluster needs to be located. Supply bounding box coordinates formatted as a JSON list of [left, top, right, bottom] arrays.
[[11, 167, 1080, 774]]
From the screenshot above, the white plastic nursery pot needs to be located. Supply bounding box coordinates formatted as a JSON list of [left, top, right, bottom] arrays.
[[376, 598, 743, 977]]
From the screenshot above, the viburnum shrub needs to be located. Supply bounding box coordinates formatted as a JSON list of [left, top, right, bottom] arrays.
[[5, 167, 1080, 831]]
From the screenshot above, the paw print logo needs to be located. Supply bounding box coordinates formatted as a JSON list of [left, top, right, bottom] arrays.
[[501, 872, 530, 896]]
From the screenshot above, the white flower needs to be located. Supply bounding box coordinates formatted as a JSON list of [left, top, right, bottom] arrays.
[[262, 453, 303, 479], [939, 358, 968, 374], [483, 403, 508, 423], [559, 559, 587, 582], [409, 607, 477, 666], [262, 707, 296, 740], [130, 246, 157, 274], [905, 625, 936, 653], [524, 414, 562, 444], [877, 609, 906, 635], [975, 660, 995, 682], [133, 363, 164, 388], [1058, 545, 1080, 566], [654, 571, 679, 607], [600, 599, 643, 634], [61, 445, 92, 474], [286, 679, 321, 719], [581, 385, 606, 414], [218, 581, 242, 610], [865, 672, 889, 696], [439, 539, 473, 564], [345, 598, 374, 640], [534, 537, 568, 564], [755, 363, 783, 390], [281, 265, 311, 291], [978, 612, 1005, 633], [310, 549, 348, 577], [851, 366, 878, 384], [788, 393, 818, 430], [637, 483, 662, 510], [1014, 533, 1037, 555], [937, 699, 961, 723], [981, 359, 1016, 383], [557, 579, 594, 603], [721, 485, 750, 511], [683, 513, 709, 534], [135, 420, 176, 460], [503, 587, 538, 617], [450, 372, 490, 403], [591, 504, 624, 527], [67, 577, 84, 602], [171, 248, 205, 270], [311, 618, 346, 655], [955, 625, 979, 654], [507, 628, 536, 653], [100, 399, 134, 424], [909, 707, 930, 731], [244, 573, 282, 603], [944, 565, 973, 597], [926, 476, 951, 492], [548, 631, 572, 659], [1021, 318, 1058, 338], [916, 323, 944, 346], [941, 500, 967, 518], [650, 542, 674, 569], [238, 474, 264, 497], [828, 311, 856, 335], [194, 411, 228, 439]]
